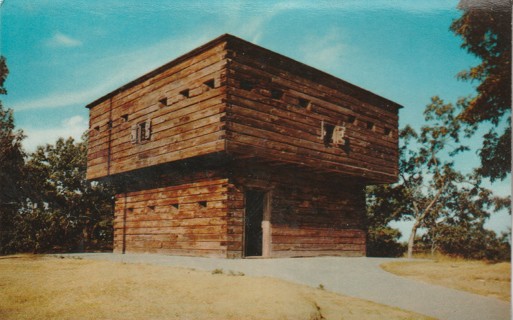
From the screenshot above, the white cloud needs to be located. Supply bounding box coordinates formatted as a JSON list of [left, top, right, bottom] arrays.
[[13, 77, 120, 111], [46, 32, 82, 48], [14, 33, 215, 112], [298, 29, 350, 73], [23, 115, 88, 152]]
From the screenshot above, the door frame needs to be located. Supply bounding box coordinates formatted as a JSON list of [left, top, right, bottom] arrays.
[[243, 188, 272, 258]]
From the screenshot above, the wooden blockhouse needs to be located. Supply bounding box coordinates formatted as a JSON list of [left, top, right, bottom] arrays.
[[86, 34, 401, 258]]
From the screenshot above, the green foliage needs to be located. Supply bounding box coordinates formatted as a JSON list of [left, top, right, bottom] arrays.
[[0, 55, 114, 255], [366, 97, 509, 259], [477, 126, 511, 182], [399, 97, 470, 258], [0, 57, 26, 253], [15, 137, 115, 253], [451, 0, 511, 181], [1, 135, 115, 254], [366, 226, 406, 257], [419, 224, 511, 262], [366, 184, 406, 257]]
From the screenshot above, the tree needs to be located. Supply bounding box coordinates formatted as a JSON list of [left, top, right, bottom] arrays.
[[0, 57, 26, 254], [366, 184, 406, 257], [451, 0, 511, 181], [399, 97, 469, 258], [369, 97, 509, 259], [17, 137, 114, 252]]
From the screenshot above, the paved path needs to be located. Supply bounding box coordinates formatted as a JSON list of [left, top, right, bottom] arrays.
[[67, 253, 510, 320]]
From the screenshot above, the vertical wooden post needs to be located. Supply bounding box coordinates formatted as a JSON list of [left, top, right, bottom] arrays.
[[122, 193, 127, 254], [107, 97, 113, 176], [262, 191, 272, 258]]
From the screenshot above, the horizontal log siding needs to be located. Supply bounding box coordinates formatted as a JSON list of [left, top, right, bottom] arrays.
[[87, 43, 228, 180], [225, 43, 399, 184], [228, 165, 366, 258], [114, 177, 230, 257]]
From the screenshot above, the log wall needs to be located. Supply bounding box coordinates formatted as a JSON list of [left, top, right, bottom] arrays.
[[227, 165, 366, 258], [87, 42, 228, 180], [111, 164, 365, 258], [87, 35, 400, 184], [224, 38, 399, 184], [113, 173, 229, 257], [87, 34, 400, 258]]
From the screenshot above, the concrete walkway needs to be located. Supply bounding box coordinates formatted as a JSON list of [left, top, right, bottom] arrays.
[[68, 253, 510, 320]]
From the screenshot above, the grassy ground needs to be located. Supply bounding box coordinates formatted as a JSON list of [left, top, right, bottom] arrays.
[[0, 255, 432, 320], [381, 258, 511, 301]]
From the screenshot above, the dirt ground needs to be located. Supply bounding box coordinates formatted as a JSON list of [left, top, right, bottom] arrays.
[[0, 255, 432, 320], [381, 259, 511, 301]]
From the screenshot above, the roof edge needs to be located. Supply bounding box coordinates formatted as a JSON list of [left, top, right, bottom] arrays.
[[86, 33, 403, 111], [225, 35, 403, 111], [85, 33, 233, 109]]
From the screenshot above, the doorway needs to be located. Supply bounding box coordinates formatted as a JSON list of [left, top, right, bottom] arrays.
[[244, 189, 269, 257]]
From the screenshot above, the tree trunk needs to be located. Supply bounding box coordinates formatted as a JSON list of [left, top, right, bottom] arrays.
[[407, 221, 420, 259]]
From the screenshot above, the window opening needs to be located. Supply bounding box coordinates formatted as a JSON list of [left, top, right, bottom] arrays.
[[348, 115, 356, 124], [198, 201, 207, 208], [159, 98, 167, 107], [203, 79, 215, 89], [131, 119, 152, 144], [384, 127, 392, 136], [147, 205, 155, 212], [240, 80, 255, 91], [270, 89, 283, 100], [298, 98, 310, 109], [367, 121, 375, 130], [322, 121, 335, 147], [93, 126, 100, 132], [180, 89, 190, 98], [171, 203, 180, 210], [121, 114, 129, 122], [322, 121, 346, 147]]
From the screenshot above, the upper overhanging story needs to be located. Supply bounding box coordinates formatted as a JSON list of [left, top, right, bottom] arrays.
[[86, 34, 402, 184]]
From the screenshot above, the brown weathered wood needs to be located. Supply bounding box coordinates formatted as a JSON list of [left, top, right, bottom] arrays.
[[87, 34, 401, 257]]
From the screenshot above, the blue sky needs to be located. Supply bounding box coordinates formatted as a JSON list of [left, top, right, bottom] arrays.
[[1, 0, 510, 238]]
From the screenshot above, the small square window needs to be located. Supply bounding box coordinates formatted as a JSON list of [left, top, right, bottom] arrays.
[[159, 98, 167, 107], [271, 89, 283, 100], [367, 121, 375, 130], [348, 115, 356, 124], [203, 79, 215, 89], [384, 127, 392, 136], [180, 89, 190, 98], [240, 80, 254, 91], [298, 98, 310, 109]]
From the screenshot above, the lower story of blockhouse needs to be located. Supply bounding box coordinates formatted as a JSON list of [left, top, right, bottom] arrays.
[[113, 162, 367, 258]]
